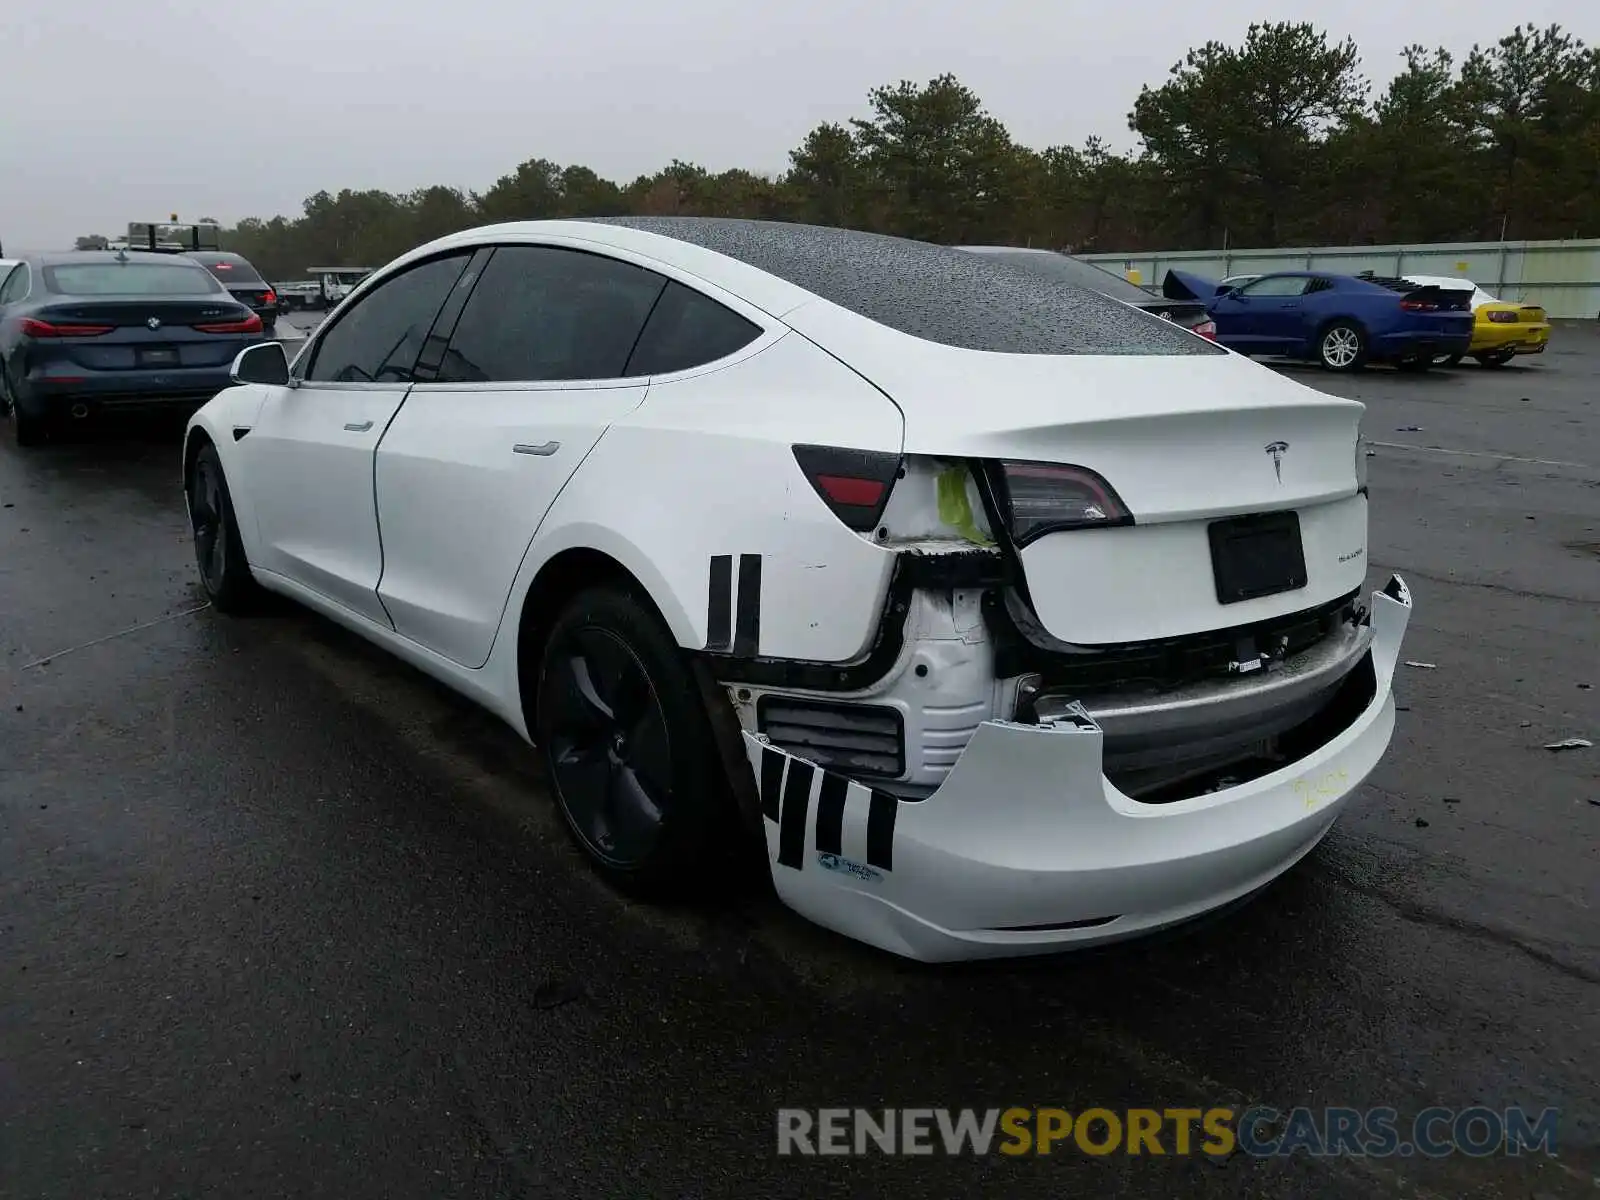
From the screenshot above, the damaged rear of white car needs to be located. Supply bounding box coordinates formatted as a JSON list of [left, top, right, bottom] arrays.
[[626, 222, 1418, 963], [187, 217, 1411, 965]]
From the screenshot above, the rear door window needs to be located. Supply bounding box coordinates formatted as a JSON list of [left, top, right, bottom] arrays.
[[303, 252, 472, 384], [435, 246, 665, 383], [624, 281, 762, 376]]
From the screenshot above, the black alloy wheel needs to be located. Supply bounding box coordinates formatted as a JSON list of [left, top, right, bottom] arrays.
[[535, 586, 733, 896], [187, 443, 261, 612]]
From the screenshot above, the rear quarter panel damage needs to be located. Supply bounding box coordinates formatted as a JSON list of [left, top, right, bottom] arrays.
[[499, 332, 909, 667]]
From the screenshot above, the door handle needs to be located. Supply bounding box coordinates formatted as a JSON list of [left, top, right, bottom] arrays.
[[513, 441, 560, 456], [344, 420, 374, 432]]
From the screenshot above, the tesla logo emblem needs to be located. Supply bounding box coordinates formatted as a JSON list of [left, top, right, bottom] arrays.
[[1265, 441, 1289, 482], [146, 317, 162, 330]]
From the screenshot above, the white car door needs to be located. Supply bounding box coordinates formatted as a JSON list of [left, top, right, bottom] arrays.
[[373, 244, 690, 669], [244, 250, 475, 626]]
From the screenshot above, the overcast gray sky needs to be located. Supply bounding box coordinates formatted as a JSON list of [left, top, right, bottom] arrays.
[[1, 0, 1590, 251]]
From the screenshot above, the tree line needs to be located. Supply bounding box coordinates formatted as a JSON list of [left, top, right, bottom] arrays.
[[75, 22, 1600, 280]]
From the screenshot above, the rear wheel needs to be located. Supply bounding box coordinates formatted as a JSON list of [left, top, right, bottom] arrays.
[[534, 585, 734, 897], [1439, 353, 1465, 367], [3, 364, 48, 447], [187, 442, 262, 613], [1318, 322, 1367, 372], [1474, 349, 1515, 368], [10, 405, 48, 447]]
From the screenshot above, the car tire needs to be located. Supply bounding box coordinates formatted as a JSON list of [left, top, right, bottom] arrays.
[[1442, 353, 1465, 367], [1318, 322, 1367, 372], [186, 441, 262, 613], [3, 364, 48, 447], [1474, 349, 1515, 368], [534, 584, 736, 898], [10, 404, 48, 447]]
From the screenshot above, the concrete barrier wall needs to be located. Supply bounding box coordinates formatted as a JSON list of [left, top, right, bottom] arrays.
[[1077, 240, 1600, 320]]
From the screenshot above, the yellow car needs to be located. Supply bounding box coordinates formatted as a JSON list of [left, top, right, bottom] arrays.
[[1409, 275, 1550, 367]]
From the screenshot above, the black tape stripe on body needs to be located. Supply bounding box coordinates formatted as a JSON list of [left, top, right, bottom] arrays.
[[733, 553, 762, 658], [706, 555, 732, 652], [866, 791, 897, 871], [814, 773, 848, 856], [777, 759, 815, 870], [758, 744, 785, 823]]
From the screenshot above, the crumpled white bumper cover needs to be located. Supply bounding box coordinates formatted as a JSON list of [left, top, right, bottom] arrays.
[[742, 575, 1414, 962]]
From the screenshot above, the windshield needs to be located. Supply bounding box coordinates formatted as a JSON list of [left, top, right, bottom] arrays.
[[961, 249, 1154, 303], [44, 262, 224, 296], [199, 257, 264, 284]]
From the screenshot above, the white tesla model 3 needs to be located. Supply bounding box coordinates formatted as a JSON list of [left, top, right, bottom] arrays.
[[183, 217, 1413, 962]]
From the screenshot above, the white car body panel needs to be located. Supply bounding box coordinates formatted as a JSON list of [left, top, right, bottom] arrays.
[[1019, 495, 1368, 644], [246, 382, 408, 627], [181, 217, 1415, 963], [502, 331, 905, 663], [373, 379, 651, 668], [744, 577, 1412, 962], [781, 298, 1366, 643]]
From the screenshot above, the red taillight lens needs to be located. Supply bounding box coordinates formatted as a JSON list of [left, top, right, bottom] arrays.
[[1399, 299, 1438, 312], [792, 444, 902, 532], [193, 312, 263, 334], [1191, 319, 1218, 340], [20, 318, 113, 338], [992, 461, 1132, 545], [262, 290, 277, 306], [1487, 310, 1517, 324]]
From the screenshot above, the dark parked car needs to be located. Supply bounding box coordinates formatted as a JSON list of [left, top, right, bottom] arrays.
[[0, 251, 266, 445], [1163, 269, 1474, 372], [953, 246, 1218, 339], [187, 251, 279, 332]]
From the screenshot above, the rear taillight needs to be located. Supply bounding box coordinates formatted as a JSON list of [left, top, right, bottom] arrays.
[[991, 461, 1132, 545], [262, 290, 277, 306], [792, 444, 902, 532], [193, 312, 263, 334], [1191, 319, 1218, 340], [1487, 311, 1517, 324], [19, 317, 113, 338], [1399, 299, 1438, 312]]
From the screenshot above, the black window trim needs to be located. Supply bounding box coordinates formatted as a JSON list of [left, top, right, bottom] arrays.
[[404, 238, 781, 393], [0, 262, 29, 303], [293, 248, 476, 390]]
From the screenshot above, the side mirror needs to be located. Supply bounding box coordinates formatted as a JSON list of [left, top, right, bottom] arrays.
[[230, 341, 290, 386]]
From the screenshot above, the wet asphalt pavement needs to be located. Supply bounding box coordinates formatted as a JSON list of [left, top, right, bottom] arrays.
[[2, 321, 1597, 1198]]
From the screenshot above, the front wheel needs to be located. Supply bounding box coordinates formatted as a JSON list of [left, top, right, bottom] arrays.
[[534, 585, 735, 897], [187, 442, 263, 613], [1474, 349, 1515, 368], [1318, 322, 1367, 372]]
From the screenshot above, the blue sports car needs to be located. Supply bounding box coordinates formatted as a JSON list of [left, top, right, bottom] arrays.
[[1163, 268, 1474, 373], [0, 250, 266, 446]]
